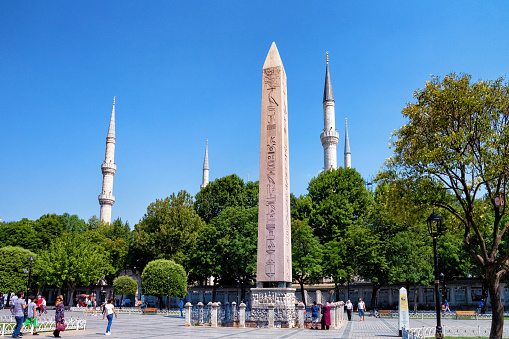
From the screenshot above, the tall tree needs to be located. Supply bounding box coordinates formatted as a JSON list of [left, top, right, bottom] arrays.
[[132, 191, 205, 270], [194, 174, 258, 223], [141, 259, 187, 309], [291, 219, 323, 305], [37, 232, 114, 305], [387, 73, 509, 339], [308, 168, 372, 243], [0, 247, 38, 296]]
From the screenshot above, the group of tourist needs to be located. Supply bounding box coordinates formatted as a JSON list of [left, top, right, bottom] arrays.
[[345, 298, 366, 322], [8, 292, 118, 338]]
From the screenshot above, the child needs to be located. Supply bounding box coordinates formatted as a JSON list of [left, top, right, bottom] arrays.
[[20, 296, 38, 335]]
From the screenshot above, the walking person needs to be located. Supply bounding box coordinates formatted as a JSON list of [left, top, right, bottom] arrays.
[[39, 297, 47, 316], [357, 298, 366, 321], [311, 301, 320, 329], [179, 299, 184, 317], [479, 299, 486, 314], [444, 299, 450, 312], [53, 295, 65, 338], [346, 299, 353, 321], [11, 291, 26, 338], [102, 298, 117, 335], [20, 296, 39, 335], [320, 302, 331, 330]]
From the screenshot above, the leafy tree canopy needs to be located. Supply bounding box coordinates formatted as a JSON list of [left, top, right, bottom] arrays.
[[386, 73, 509, 338], [141, 259, 187, 298], [132, 191, 205, 270], [113, 275, 138, 296], [308, 168, 372, 243], [0, 246, 37, 294], [194, 174, 258, 223]]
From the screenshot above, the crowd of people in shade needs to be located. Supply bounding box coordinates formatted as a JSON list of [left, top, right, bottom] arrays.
[[5, 292, 119, 338]]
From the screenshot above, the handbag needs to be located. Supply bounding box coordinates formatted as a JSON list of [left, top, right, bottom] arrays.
[[56, 322, 67, 331]]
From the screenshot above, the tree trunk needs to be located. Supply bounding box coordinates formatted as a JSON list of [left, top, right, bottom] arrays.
[[335, 283, 340, 302], [487, 269, 503, 339], [212, 277, 217, 302], [371, 285, 380, 311], [413, 287, 419, 313], [300, 280, 306, 306]]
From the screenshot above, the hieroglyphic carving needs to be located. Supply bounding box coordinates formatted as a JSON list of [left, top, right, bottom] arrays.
[[263, 67, 280, 278]]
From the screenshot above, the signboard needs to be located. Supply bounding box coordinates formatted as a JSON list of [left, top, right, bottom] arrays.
[[398, 287, 410, 336]]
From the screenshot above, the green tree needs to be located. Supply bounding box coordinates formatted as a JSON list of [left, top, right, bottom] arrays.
[[387, 73, 509, 339], [306, 168, 372, 296], [132, 191, 205, 270], [58, 213, 88, 233], [189, 207, 257, 301], [113, 275, 138, 306], [141, 259, 187, 308], [194, 174, 258, 223], [0, 247, 37, 296], [308, 168, 372, 243], [37, 232, 114, 305], [0, 219, 41, 252], [291, 219, 322, 305], [34, 214, 64, 249]]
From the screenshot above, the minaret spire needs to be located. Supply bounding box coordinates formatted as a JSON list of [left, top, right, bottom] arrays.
[[320, 53, 339, 170], [344, 118, 351, 168], [200, 139, 209, 189], [98, 97, 117, 223]]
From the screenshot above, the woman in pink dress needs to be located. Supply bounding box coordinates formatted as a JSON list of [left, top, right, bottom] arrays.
[[321, 302, 331, 330]]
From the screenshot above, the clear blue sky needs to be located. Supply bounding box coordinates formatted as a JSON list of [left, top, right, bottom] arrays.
[[1, 1, 508, 226]]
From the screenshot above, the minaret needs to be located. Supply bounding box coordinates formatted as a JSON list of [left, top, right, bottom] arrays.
[[200, 139, 209, 189], [344, 119, 351, 168], [98, 97, 116, 224], [320, 52, 339, 170]]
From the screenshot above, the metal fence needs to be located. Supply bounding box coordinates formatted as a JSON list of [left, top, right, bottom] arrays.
[[0, 315, 86, 336]]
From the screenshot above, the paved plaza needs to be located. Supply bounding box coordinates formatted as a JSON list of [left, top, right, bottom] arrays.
[[3, 308, 508, 338]]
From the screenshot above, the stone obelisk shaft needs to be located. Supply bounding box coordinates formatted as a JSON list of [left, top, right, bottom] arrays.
[[256, 42, 291, 284]]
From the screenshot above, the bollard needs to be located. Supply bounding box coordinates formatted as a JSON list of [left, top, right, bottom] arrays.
[[239, 302, 246, 328], [268, 304, 275, 329], [184, 302, 192, 327], [297, 302, 305, 329], [197, 302, 204, 325], [330, 303, 336, 329], [211, 302, 219, 327], [231, 301, 236, 322]]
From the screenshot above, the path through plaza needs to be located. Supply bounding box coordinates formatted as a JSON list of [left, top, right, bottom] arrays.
[[2, 308, 507, 338]]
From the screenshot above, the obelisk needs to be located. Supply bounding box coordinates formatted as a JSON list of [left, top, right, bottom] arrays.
[[251, 44, 295, 326], [256, 42, 292, 285]]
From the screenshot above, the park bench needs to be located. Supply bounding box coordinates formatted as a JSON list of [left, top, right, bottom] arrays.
[[142, 307, 158, 314], [455, 310, 476, 319], [378, 310, 394, 318]]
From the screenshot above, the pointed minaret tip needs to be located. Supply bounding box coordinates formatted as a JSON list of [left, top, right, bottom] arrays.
[[326, 51, 329, 64], [346, 118, 347, 126], [113, 96, 115, 105], [263, 42, 283, 69], [323, 53, 334, 102]]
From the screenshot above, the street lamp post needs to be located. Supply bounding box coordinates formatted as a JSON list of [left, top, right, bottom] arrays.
[[427, 212, 443, 339], [25, 256, 35, 304]]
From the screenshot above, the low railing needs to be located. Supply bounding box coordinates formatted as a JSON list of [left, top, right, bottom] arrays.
[[402, 325, 492, 338], [185, 301, 346, 329], [69, 306, 182, 316], [0, 315, 86, 336]]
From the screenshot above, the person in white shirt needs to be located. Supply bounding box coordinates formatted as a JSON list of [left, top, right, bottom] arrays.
[[357, 298, 366, 321], [346, 300, 353, 321], [102, 299, 117, 335]]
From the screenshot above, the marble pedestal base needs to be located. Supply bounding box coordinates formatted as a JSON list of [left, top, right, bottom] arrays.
[[250, 288, 297, 328]]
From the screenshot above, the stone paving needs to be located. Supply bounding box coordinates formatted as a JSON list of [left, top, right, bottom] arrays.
[[2, 308, 508, 338]]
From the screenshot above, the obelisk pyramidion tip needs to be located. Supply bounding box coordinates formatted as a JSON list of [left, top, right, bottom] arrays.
[[263, 42, 283, 69]]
